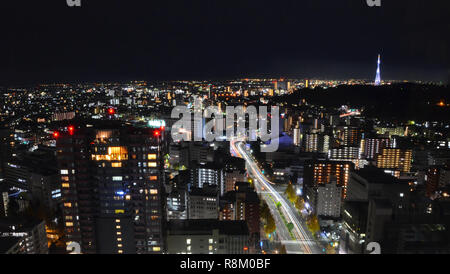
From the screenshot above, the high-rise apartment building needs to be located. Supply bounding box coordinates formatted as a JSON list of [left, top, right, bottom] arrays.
[[304, 133, 329, 153], [376, 148, 412, 173], [361, 137, 390, 160], [304, 160, 353, 199], [56, 120, 165, 254]]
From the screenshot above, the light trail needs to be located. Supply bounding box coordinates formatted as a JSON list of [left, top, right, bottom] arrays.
[[231, 139, 321, 254]]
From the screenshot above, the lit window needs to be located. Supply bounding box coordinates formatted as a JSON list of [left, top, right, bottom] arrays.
[[148, 154, 157, 160], [112, 162, 122, 168], [112, 176, 123, 181], [117, 238, 122, 242], [209, 239, 213, 244], [64, 203, 72, 208], [150, 176, 158, 181], [117, 232, 122, 235], [118, 244, 123, 248], [118, 250, 123, 254], [62, 183, 70, 188], [150, 189, 158, 195], [186, 239, 191, 244], [61, 170, 69, 175], [148, 162, 157, 167], [115, 209, 125, 214], [116, 225, 121, 229], [66, 222, 73, 227], [153, 247, 161, 252], [115, 219, 120, 223]]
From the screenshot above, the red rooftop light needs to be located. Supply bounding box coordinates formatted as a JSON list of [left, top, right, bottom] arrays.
[[68, 126, 75, 135], [108, 108, 116, 115], [53, 131, 60, 138], [153, 130, 160, 137]]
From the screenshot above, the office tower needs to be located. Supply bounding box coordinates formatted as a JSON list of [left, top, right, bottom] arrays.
[[56, 120, 165, 254], [340, 201, 368, 254], [346, 166, 410, 204], [0, 218, 48, 254], [374, 54, 381, 86], [304, 160, 353, 199], [187, 186, 219, 219], [3, 150, 61, 213], [188, 143, 215, 165], [166, 220, 249, 254], [376, 148, 413, 173], [315, 183, 342, 218]]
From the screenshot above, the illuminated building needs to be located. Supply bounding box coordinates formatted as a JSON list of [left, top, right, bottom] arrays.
[[374, 126, 406, 138], [189, 162, 224, 194], [293, 126, 302, 147], [315, 183, 342, 218], [56, 120, 165, 254], [0, 218, 48, 254], [304, 160, 353, 199], [166, 219, 249, 254], [304, 133, 330, 153], [376, 148, 412, 173], [328, 146, 360, 161], [219, 182, 260, 242], [187, 186, 218, 220], [425, 166, 440, 198], [224, 170, 246, 193], [361, 137, 390, 159], [337, 126, 363, 147]]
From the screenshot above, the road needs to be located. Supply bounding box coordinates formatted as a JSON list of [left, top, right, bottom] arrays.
[[231, 140, 322, 254]]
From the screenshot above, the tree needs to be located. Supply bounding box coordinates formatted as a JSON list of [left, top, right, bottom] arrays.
[[326, 244, 336, 254], [306, 215, 320, 235], [264, 212, 276, 236], [260, 201, 270, 220], [276, 201, 281, 209], [284, 183, 297, 203], [295, 197, 305, 212], [286, 222, 294, 232]]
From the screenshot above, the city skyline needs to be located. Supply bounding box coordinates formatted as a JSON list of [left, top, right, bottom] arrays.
[[1, 1, 449, 85], [1, 0, 449, 259]]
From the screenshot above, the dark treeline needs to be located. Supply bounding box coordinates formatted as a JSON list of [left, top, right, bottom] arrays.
[[273, 83, 450, 122]]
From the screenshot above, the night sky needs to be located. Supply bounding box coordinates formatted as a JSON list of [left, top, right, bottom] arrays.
[[0, 0, 449, 85]]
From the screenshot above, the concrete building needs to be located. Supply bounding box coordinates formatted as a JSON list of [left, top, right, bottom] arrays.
[[0, 218, 48, 254], [188, 186, 219, 220], [166, 219, 249, 254]]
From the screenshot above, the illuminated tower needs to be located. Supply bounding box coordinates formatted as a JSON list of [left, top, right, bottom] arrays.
[[374, 54, 381, 86]]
